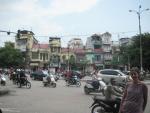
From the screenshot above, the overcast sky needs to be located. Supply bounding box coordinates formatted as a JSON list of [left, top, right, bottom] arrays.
[[0, 0, 150, 47]]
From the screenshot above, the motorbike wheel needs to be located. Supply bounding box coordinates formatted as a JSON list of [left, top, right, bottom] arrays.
[[43, 83, 47, 87], [26, 82, 31, 89], [76, 81, 81, 87], [84, 86, 90, 94], [52, 83, 56, 88], [91, 105, 105, 113]]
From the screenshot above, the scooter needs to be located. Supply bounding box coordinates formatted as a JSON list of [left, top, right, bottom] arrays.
[[90, 96, 121, 113], [18, 77, 31, 89], [66, 75, 81, 87], [0, 75, 6, 86], [43, 75, 56, 88], [84, 77, 106, 95]]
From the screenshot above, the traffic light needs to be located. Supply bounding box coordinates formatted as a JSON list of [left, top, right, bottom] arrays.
[[7, 31, 10, 35]]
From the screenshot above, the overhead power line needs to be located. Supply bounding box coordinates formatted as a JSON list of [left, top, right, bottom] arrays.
[[1, 29, 150, 38]]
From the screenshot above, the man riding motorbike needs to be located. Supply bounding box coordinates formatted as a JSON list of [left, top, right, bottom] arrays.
[[18, 70, 27, 87], [104, 78, 123, 112]]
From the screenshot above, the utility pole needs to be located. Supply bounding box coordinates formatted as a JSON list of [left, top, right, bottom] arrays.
[[129, 5, 149, 72], [67, 45, 70, 71]]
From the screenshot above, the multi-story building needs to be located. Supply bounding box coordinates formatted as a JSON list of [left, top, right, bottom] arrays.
[[101, 32, 112, 68], [85, 34, 104, 70], [61, 47, 76, 70], [119, 37, 131, 46], [30, 44, 50, 70], [15, 30, 38, 69], [49, 37, 61, 72], [68, 38, 84, 49], [111, 41, 120, 55], [15, 30, 50, 70]]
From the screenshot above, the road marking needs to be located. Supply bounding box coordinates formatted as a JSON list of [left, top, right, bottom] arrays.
[[1, 107, 20, 112]]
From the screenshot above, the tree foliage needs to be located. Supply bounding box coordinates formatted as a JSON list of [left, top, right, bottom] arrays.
[[119, 33, 150, 70], [0, 44, 24, 68]]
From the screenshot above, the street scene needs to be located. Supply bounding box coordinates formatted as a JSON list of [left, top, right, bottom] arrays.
[[0, 0, 150, 113], [0, 76, 150, 113]]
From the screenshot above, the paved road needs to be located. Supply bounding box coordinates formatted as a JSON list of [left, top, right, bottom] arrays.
[[0, 79, 97, 113], [0, 77, 150, 113]]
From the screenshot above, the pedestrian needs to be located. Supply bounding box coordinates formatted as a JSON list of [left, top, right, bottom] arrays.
[[119, 67, 148, 113]]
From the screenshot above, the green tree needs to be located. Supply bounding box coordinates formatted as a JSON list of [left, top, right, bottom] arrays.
[[0, 45, 24, 68], [131, 33, 150, 69], [119, 33, 150, 70]]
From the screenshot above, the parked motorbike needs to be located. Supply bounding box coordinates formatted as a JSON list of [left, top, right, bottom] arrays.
[[90, 96, 121, 113], [66, 75, 81, 87], [84, 77, 106, 95], [43, 75, 56, 88], [18, 77, 31, 89], [0, 75, 6, 86]]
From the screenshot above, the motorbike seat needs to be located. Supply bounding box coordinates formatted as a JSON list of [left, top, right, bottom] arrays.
[[94, 96, 116, 106], [86, 80, 93, 84]]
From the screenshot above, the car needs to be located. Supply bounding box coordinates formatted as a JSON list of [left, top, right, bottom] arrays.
[[31, 71, 47, 81], [97, 69, 128, 84]]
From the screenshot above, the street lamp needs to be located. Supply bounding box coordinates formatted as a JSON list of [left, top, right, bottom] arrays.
[[67, 44, 70, 71], [129, 5, 149, 72]]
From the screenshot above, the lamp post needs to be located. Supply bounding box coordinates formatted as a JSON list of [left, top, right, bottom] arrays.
[[129, 5, 149, 72], [67, 44, 70, 71]]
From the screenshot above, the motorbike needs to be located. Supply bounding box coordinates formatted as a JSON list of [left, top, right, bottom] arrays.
[[90, 96, 121, 113], [84, 77, 106, 95], [18, 77, 31, 89], [43, 75, 56, 88], [66, 75, 81, 87], [0, 75, 6, 86]]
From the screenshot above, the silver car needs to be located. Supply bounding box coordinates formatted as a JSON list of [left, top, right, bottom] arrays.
[[97, 69, 128, 84]]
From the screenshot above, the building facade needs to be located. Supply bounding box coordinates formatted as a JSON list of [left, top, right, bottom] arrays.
[[68, 38, 84, 49], [49, 37, 61, 72], [15, 30, 50, 70], [85, 34, 104, 70], [101, 32, 112, 68]]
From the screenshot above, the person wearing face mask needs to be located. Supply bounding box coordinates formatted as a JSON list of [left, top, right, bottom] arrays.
[[119, 67, 148, 113]]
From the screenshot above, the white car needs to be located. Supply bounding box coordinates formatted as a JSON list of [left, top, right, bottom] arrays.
[[97, 69, 128, 84]]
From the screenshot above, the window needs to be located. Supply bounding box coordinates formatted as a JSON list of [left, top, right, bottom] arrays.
[[43, 53, 45, 61], [100, 70, 119, 75], [46, 53, 48, 60], [100, 70, 110, 75], [32, 52, 39, 59], [95, 55, 101, 61], [94, 45, 101, 49], [110, 71, 119, 75], [40, 53, 42, 60]]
